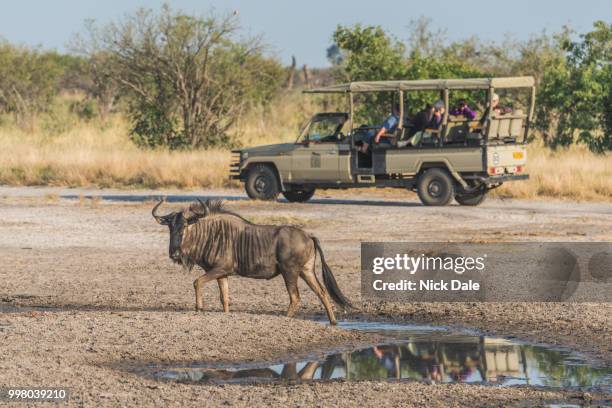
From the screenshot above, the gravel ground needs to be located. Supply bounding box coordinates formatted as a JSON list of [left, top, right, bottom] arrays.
[[0, 186, 610, 407]]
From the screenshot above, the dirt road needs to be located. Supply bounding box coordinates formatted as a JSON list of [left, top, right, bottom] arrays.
[[1, 186, 610, 407]]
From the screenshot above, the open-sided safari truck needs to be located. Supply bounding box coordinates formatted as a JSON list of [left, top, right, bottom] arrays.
[[230, 77, 534, 206]]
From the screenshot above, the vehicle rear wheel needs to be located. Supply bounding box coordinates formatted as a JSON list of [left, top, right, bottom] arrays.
[[245, 164, 280, 200], [455, 189, 487, 206], [417, 168, 455, 206], [282, 188, 316, 203]]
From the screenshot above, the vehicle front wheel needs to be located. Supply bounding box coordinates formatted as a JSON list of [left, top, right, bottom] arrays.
[[282, 188, 316, 203], [245, 165, 280, 200], [455, 189, 487, 206], [417, 168, 455, 206]]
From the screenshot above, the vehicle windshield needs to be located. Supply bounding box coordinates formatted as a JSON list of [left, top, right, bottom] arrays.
[[298, 114, 347, 143]]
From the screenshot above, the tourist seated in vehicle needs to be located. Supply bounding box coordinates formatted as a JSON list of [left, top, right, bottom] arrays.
[[480, 93, 512, 125], [404, 104, 433, 138], [398, 103, 440, 148], [430, 100, 445, 130], [449, 99, 477, 120], [358, 103, 400, 153]]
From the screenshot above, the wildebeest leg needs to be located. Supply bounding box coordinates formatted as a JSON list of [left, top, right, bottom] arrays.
[[282, 272, 301, 318], [193, 268, 227, 312], [280, 363, 298, 381], [217, 277, 230, 313], [298, 361, 319, 380], [300, 258, 337, 325]]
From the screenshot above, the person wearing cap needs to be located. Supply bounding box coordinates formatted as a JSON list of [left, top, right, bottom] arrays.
[[449, 99, 477, 120]]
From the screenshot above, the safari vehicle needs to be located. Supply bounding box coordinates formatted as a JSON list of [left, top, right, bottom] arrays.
[[230, 77, 534, 206]]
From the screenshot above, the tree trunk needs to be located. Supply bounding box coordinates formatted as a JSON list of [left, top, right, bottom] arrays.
[[286, 56, 296, 90], [301, 64, 310, 87]]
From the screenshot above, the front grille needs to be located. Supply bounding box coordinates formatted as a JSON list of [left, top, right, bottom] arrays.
[[229, 150, 241, 179]]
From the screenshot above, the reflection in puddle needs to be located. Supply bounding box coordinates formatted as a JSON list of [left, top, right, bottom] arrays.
[[140, 321, 612, 390]]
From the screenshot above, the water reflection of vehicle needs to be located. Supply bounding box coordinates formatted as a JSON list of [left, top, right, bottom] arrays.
[[158, 334, 610, 389]]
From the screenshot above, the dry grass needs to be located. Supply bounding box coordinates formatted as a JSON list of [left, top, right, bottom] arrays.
[[0, 116, 234, 189], [0, 94, 609, 202], [0, 92, 317, 189], [494, 142, 611, 202]]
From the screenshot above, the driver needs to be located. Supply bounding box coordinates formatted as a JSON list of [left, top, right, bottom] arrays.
[[359, 103, 400, 153]]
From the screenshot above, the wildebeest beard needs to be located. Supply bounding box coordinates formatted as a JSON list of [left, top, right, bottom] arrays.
[[174, 253, 195, 272]]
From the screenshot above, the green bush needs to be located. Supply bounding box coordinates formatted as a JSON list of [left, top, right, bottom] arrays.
[[0, 41, 63, 126], [129, 104, 187, 149], [536, 21, 611, 152]]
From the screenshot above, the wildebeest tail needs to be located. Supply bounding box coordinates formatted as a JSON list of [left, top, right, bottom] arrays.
[[312, 236, 353, 310]]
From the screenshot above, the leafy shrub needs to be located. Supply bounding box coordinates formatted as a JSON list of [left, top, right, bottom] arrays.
[[0, 41, 63, 127]]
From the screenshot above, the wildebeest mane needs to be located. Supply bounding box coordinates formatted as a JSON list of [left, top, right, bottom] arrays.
[[190, 199, 253, 225]]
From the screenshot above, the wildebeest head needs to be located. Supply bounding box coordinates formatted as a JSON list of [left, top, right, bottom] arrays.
[[152, 199, 210, 269]]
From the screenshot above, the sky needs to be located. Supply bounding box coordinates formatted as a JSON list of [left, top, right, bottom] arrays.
[[0, 0, 609, 67]]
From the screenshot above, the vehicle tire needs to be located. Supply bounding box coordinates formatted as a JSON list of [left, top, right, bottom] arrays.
[[455, 189, 487, 206], [417, 168, 455, 206], [245, 164, 280, 200], [282, 188, 316, 203]]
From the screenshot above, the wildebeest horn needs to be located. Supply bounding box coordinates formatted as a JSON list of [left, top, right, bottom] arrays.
[[152, 199, 169, 225], [191, 199, 209, 217]]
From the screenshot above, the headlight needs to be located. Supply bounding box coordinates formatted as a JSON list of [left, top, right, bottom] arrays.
[[241, 152, 249, 160]]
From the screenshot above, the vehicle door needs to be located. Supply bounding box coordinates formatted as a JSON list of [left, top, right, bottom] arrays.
[[291, 114, 349, 182]]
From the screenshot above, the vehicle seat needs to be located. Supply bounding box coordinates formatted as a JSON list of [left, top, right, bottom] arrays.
[[446, 122, 469, 144], [509, 110, 524, 137], [488, 110, 524, 139], [498, 118, 511, 137], [487, 118, 500, 138]]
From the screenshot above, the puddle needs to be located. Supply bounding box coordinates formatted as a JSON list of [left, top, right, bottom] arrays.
[[129, 321, 612, 391]]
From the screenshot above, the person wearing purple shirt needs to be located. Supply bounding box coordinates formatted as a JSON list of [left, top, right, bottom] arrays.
[[449, 99, 477, 120]]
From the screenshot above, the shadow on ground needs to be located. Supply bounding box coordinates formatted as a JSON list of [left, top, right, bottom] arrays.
[[60, 194, 423, 208]]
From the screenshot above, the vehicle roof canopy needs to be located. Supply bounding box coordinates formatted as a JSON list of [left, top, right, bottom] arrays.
[[304, 76, 535, 93]]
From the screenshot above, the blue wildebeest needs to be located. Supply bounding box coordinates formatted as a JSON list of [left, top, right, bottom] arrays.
[[152, 199, 352, 324]]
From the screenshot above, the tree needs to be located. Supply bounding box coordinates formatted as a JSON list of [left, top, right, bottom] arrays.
[[326, 44, 344, 66], [537, 21, 611, 152], [85, 5, 284, 149], [0, 40, 62, 127], [332, 24, 406, 83], [331, 25, 406, 122], [71, 21, 122, 120], [330, 22, 483, 122], [406, 16, 447, 58]]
